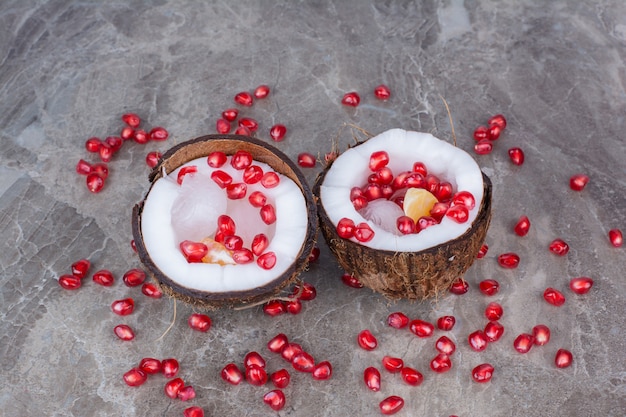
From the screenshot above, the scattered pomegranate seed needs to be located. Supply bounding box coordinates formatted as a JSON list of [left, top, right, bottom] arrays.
[[430, 353, 452, 373], [513, 333, 534, 353], [93, 269, 115, 286], [513, 215, 531, 237], [341, 91, 360, 107], [449, 278, 469, 295], [120, 127, 134, 140], [184, 406, 204, 417], [271, 369, 290, 388], [221, 363, 244, 385], [485, 302, 503, 321], [76, 159, 92, 175], [474, 139, 493, 155], [139, 358, 162, 374], [543, 287, 566, 306], [297, 152, 316, 168], [341, 272, 364, 288], [263, 299, 287, 316], [261, 171, 280, 188], [243, 351, 266, 369], [92, 163, 109, 179], [479, 279, 500, 296], [473, 126, 489, 141], [222, 108, 238, 122], [487, 124, 501, 140], [234, 91, 253, 106], [472, 363, 494, 383], [312, 361, 332, 380], [149, 127, 168, 141], [105, 136, 122, 152], [532, 324, 551, 346], [364, 367, 381, 391], [178, 385, 196, 401], [254, 84, 270, 99], [188, 313, 212, 332], [216, 118, 231, 134], [85, 137, 102, 153], [387, 312, 410, 329], [374, 84, 391, 100], [122, 113, 141, 128], [497, 253, 520, 268], [226, 182, 248, 200], [246, 364, 269, 385], [263, 389, 285, 411], [281, 343, 303, 362], [569, 277, 594, 294], [437, 316, 456, 331], [145, 151, 162, 168], [357, 329, 378, 351], [400, 367, 423, 386], [468, 330, 489, 352], [234, 126, 251, 136], [70, 259, 90, 279], [133, 129, 149, 144], [267, 333, 289, 353], [308, 246, 320, 262], [293, 282, 317, 301], [114, 324, 135, 341], [488, 114, 507, 129], [269, 124, 287, 142], [292, 351, 316, 373], [477, 244, 489, 259], [111, 298, 134, 316], [141, 282, 162, 298], [86, 173, 105, 193], [382, 356, 404, 373], [380, 395, 405, 415], [409, 320, 435, 338], [608, 229, 623, 247], [123, 368, 147, 387], [549, 238, 569, 256], [555, 349, 573, 368], [436, 336, 456, 355], [177, 165, 198, 185], [122, 268, 146, 287], [162, 358, 179, 378], [569, 174, 589, 191], [484, 321, 505, 342], [508, 147, 525, 166], [238, 117, 258, 132], [164, 377, 185, 399]]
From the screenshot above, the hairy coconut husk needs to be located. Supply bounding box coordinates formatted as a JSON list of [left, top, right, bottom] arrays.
[[131, 134, 318, 310], [314, 168, 492, 301]]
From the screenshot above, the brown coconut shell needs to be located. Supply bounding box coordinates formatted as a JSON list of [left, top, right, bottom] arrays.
[[314, 162, 492, 301], [131, 134, 318, 309]]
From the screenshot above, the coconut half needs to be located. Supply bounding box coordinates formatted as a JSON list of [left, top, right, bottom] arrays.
[[314, 128, 492, 300], [131, 134, 317, 309]]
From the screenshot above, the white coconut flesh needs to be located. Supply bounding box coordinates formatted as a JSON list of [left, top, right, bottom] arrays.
[[140, 156, 308, 293], [320, 128, 485, 252]]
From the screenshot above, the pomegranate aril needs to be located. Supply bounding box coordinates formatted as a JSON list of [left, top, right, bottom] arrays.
[[336, 217, 356, 239], [436, 181, 454, 201], [532, 324, 551, 346], [211, 170, 232, 188], [484, 321, 505, 342], [308, 246, 320, 262], [424, 174, 440, 194], [292, 351, 316, 372], [123, 368, 147, 387], [387, 312, 409, 329], [297, 152, 316, 168], [233, 248, 255, 264], [142, 282, 162, 298], [230, 150, 253, 170], [150, 126, 169, 141], [177, 165, 198, 185], [474, 139, 493, 155], [188, 313, 211, 332], [226, 182, 247, 200], [111, 298, 134, 316], [215, 118, 231, 134], [312, 361, 332, 380], [244, 351, 266, 369], [221, 363, 244, 385], [179, 240, 208, 263], [292, 282, 317, 301], [207, 151, 227, 168], [70, 259, 90, 279], [285, 298, 301, 314], [122, 113, 141, 128], [267, 333, 289, 353], [508, 147, 525, 166], [400, 367, 423, 386], [222, 108, 238, 122], [544, 287, 566, 306], [146, 151, 162, 168], [354, 222, 375, 242], [341, 272, 363, 288], [409, 319, 434, 338], [261, 171, 280, 188], [357, 329, 378, 351], [260, 203, 276, 224], [120, 126, 134, 141], [396, 216, 416, 235], [473, 126, 489, 141], [369, 150, 389, 171], [234, 125, 251, 136], [513, 333, 534, 353], [162, 358, 179, 378], [269, 124, 287, 142], [164, 377, 185, 399], [430, 353, 452, 373], [380, 396, 404, 415], [451, 190, 475, 210], [257, 252, 277, 270], [449, 278, 469, 295], [86, 173, 105, 193], [254, 84, 270, 98], [248, 191, 267, 208], [122, 268, 146, 287], [608, 229, 623, 247], [477, 244, 489, 259], [364, 367, 381, 391], [271, 369, 290, 388], [487, 124, 501, 140], [98, 143, 113, 162], [485, 302, 503, 321], [436, 336, 456, 355], [184, 406, 204, 417], [246, 364, 268, 385], [105, 136, 123, 152], [133, 129, 149, 144], [382, 356, 404, 373], [569, 277, 593, 294], [114, 324, 135, 341], [281, 343, 303, 362], [139, 358, 162, 374], [223, 235, 244, 251], [472, 363, 494, 383], [468, 330, 489, 352], [514, 215, 531, 236], [498, 252, 520, 268], [549, 238, 569, 256], [374, 84, 391, 100], [238, 117, 258, 132], [488, 114, 507, 129], [569, 174, 589, 191], [479, 279, 500, 296], [555, 349, 573, 368], [92, 269, 114, 286], [251, 233, 269, 256], [362, 183, 384, 201], [85, 137, 102, 153], [341, 91, 360, 107], [92, 163, 108, 179], [437, 315, 456, 331], [76, 159, 92, 175], [263, 299, 287, 316], [177, 385, 196, 401], [234, 91, 253, 106], [263, 389, 285, 411]]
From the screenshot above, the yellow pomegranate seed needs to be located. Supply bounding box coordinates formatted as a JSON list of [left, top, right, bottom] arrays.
[[403, 188, 439, 222], [200, 237, 236, 265]]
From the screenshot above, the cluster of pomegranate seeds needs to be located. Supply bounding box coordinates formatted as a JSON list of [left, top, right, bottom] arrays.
[[263, 282, 317, 316], [471, 114, 517, 161], [341, 84, 392, 108], [58, 258, 92, 290]]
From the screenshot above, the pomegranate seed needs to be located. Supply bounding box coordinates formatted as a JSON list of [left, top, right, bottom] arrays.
[[472, 363, 494, 383], [513, 333, 534, 353], [85, 137, 102, 153], [92, 270, 115, 286], [269, 124, 287, 142], [297, 152, 316, 168], [261, 171, 280, 188], [259, 203, 276, 225], [474, 139, 493, 155], [70, 259, 90, 279], [162, 358, 179, 378], [246, 364, 268, 385], [336, 217, 356, 239], [234, 91, 253, 106], [254, 84, 270, 99], [105, 136, 122, 152], [284, 299, 302, 315], [177, 165, 198, 185], [308, 246, 320, 262], [409, 320, 435, 338], [120, 126, 134, 140], [380, 396, 404, 415], [178, 385, 196, 401], [86, 173, 105, 193], [179, 240, 208, 263], [184, 406, 204, 417], [400, 367, 423, 386], [230, 150, 253, 170], [139, 358, 162, 374], [387, 312, 409, 329], [133, 129, 149, 144], [293, 282, 317, 300], [368, 150, 389, 171], [608, 229, 623, 247], [544, 287, 566, 306], [473, 126, 489, 141], [210, 170, 232, 188], [215, 118, 231, 134], [430, 354, 452, 373], [488, 114, 507, 129], [281, 343, 303, 362], [122, 268, 146, 287], [223, 235, 244, 251], [188, 313, 212, 332], [226, 182, 247, 200], [233, 248, 254, 264], [484, 321, 505, 342], [451, 191, 475, 210], [374, 84, 391, 100], [238, 117, 258, 132], [292, 352, 316, 373], [354, 222, 375, 242], [76, 159, 92, 175], [364, 367, 381, 391], [357, 329, 378, 351], [395, 216, 415, 235], [382, 356, 404, 373], [111, 298, 134, 316], [222, 108, 238, 121], [312, 361, 332, 380], [479, 279, 500, 296], [549, 238, 569, 256], [341, 272, 363, 288], [251, 233, 269, 256], [263, 389, 285, 411], [424, 174, 440, 194], [341, 91, 360, 107], [508, 147, 525, 166], [437, 316, 456, 331], [91, 163, 108, 179], [114, 324, 135, 341], [164, 377, 185, 399], [248, 190, 267, 208], [532, 324, 551, 346], [271, 369, 290, 388], [477, 244, 489, 258], [122, 113, 141, 128], [569, 174, 589, 191], [514, 215, 531, 236], [416, 216, 437, 231], [244, 351, 266, 369], [468, 330, 489, 352], [436, 336, 456, 355], [449, 278, 469, 295], [555, 349, 573, 368], [497, 252, 520, 268], [436, 181, 454, 202], [263, 299, 287, 316], [149, 127, 169, 141], [146, 151, 162, 168], [221, 363, 243, 385], [569, 277, 594, 294], [123, 368, 147, 387], [206, 151, 226, 168], [487, 124, 501, 140], [257, 252, 277, 270], [351, 196, 368, 211], [267, 333, 289, 353], [142, 282, 163, 298], [362, 183, 384, 201], [485, 302, 504, 321]]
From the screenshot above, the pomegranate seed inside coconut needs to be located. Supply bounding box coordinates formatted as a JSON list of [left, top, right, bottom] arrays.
[[123, 368, 147, 387], [297, 152, 316, 168]]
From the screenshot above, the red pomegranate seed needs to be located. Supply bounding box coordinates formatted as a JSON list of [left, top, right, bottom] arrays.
[[479, 279, 500, 296], [162, 358, 179, 378], [351, 196, 368, 211], [271, 368, 290, 388], [477, 244, 489, 259], [549, 238, 569, 256], [569, 277, 594, 294], [514, 215, 531, 236], [76, 159, 92, 175], [120, 126, 134, 140], [292, 352, 316, 373], [257, 252, 277, 270], [532, 324, 551, 346], [382, 356, 404, 373], [369, 150, 389, 171], [336, 217, 356, 239], [430, 354, 452, 373], [487, 124, 501, 140], [284, 298, 301, 314], [251, 233, 269, 256], [92, 163, 108, 179], [227, 182, 247, 200], [508, 147, 525, 166], [269, 124, 287, 142], [111, 298, 134, 316], [513, 333, 534, 353], [409, 319, 435, 338], [268, 333, 289, 353], [396, 216, 415, 235], [424, 174, 440, 193], [254, 84, 270, 99], [70, 259, 90, 279], [341, 91, 360, 107], [248, 190, 267, 207], [207, 151, 227, 168], [263, 299, 287, 316], [210, 170, 232, 188], [133, 129, 149, 144], [216, 118, 231, 134], [484, 321, 505, 342], [141, 282, 162, 298], [105, 136, 122, 152], [437, 316, 456, 331], [122, 113, 141, 128], [261, 171, 280, 188], [380, 396, 404, 415], [184, 406, 204, 417], [436, 336, 456, 355], [85, 137, 102, 152], [488, 114, 507, 129], [364, 367, 381, 391], [312, 361, 332, 380], [260, 203, 276, 224], [139, 358, 162, 374], [244, 351, 266, 369], [232, 248, 254, 264], [387, 312, 410, 329], [354, 222, 375, 242], [416, 216, 437, 231], [231, 150, 253, 170], [238, 117, 258, 132], [246, 364, 268, 385], [608, 229, 623, 247], [86, 173, 105, 193], [400, 367, 423, 386], [472, 363, 494, 383], [374, 84, 391, 100], [222, 108, 238, 121], [93, 269, 115, 286], [177, 165, 198, 185], [410, 161, 427, 176], [188, 313, 211, 332], [308, 246, 320, 262], [221, 363, 243, 385], [497, 252, 520, 268], [297, 152, 316, 168], [234, 91, 253, 106], [468, 330, 489, 352], [555, 349, 573, 368], [449, 278, 469, 295], [131, 239, 137, 253], [569, 174, 589, 191], [114, 324, 135, 341], [292, 282, 317, 300], [123, 368, 147, 387], [281, 343, 303, 362], [164, 377, 185, 399], [223, 235, 244, 251], [149, 127, 168, 141], [263, 389, 285, 411], [544, 287, 566, 306], [145, 151, 162, 168], [178, 385, 196, 401], [473, 126, 489, 141], [474, 139, 493, 155], [341, 272, 363, 288], [357, 329, 378, 351], [122, 268, 146, 287], [485, 302, 503, 321], [179, 240, 209, 263]]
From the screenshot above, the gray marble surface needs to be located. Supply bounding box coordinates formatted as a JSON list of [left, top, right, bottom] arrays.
[[1, 1, 625, 416]]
